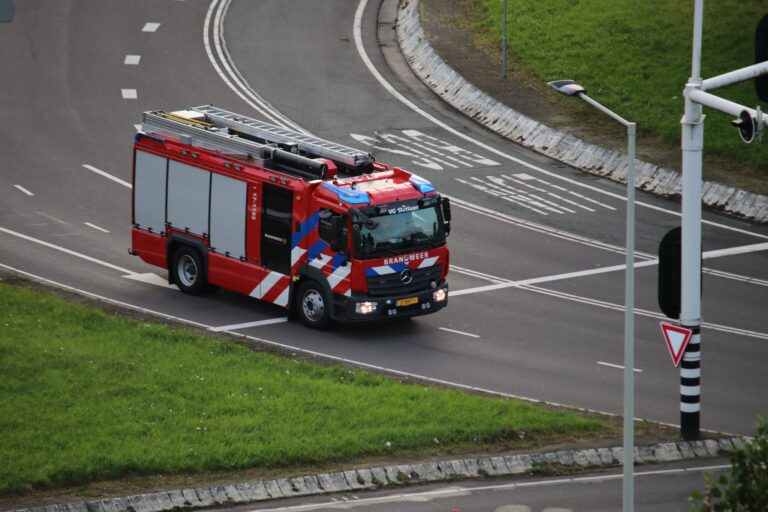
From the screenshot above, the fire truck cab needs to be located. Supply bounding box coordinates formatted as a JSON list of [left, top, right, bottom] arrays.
[[131, 106, 450, 328]]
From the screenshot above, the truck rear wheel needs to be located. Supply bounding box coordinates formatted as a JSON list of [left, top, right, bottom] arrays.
[[296, 280, 330, 329], [171, 246, 210, 295]]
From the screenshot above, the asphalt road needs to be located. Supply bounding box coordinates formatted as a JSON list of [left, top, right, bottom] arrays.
[[1, 0, 767, 445], [216, 459, 730, 512]]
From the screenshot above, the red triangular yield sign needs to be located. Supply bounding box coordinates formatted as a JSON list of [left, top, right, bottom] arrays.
[[660, 321, 693, 368]]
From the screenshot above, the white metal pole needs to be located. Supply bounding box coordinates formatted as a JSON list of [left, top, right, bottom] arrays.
[[680, 0, 704, 440], [623, 122, 636, 512]]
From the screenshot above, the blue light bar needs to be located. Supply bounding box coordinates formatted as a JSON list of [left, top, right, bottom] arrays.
[[322, 182, 371, 205], [409, 174, 435, 194]]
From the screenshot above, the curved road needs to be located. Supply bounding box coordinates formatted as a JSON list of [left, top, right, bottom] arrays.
[[1, 0, 767, 441]]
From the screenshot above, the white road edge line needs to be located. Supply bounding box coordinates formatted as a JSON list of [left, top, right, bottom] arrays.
[[597, 361, 643, 373], [82, 164, 132, 188], [84, 222, 110, 233], [209, 317, 288, 332], [352, 0, 768, 242], [438, 327, 480, 338], [0, 226, 135, 275], [14, 185, 34, 196]]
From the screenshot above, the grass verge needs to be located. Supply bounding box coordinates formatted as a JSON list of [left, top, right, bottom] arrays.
[[0, 280, 616, 495], [456, 0, 768, 184]]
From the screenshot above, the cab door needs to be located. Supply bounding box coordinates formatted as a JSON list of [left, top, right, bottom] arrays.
[[261, 184, 292, 275]]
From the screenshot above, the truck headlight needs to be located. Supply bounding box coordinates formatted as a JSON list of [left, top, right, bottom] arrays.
[[355, 301, 377, 315], [432, 288, 447, 303]]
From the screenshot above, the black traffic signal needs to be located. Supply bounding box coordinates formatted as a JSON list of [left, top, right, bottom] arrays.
[[756, 13, 768, 101]]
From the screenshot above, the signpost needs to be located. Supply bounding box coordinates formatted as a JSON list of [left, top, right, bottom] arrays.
[[660, 322, 693, 368]]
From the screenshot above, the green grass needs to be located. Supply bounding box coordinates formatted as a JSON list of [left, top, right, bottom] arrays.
[[0, 281, 612, 494], [461, 0, 768, 168]]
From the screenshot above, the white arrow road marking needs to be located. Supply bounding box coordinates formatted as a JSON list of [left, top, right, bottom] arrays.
[[123, 272, 177, 289]]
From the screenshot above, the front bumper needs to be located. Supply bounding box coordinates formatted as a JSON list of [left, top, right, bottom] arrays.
[[332, 282, 448, 323]]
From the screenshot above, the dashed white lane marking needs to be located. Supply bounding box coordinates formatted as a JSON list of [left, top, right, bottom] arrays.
[[14, 185, 33, 196], [0, 226, 135, 275], [121, 89, 137, 99], [439, 327, 480, 338], [134, 124, 142, 132], [84, 222, 109, 233], [209, 317, 288, 332], [124, 55, 141, 65], [597, 361, 642, 373], [81, 164, 132, 188], [142, 22, 161, 32]]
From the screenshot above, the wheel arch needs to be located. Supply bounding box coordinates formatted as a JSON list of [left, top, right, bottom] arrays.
[[166, 233, 208, 286]]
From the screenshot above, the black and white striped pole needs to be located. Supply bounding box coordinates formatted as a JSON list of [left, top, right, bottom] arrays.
[[680, 327, 701, 438]]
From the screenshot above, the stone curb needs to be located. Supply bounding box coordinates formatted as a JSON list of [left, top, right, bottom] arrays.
[[14, 438, 745, 512], [395, 0, 768, 223]]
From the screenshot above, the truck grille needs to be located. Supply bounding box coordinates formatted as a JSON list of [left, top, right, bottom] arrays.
[[366, 265, 442, 297]]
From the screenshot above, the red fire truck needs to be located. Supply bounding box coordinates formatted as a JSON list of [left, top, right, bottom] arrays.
[[131, 106, 450, 328]]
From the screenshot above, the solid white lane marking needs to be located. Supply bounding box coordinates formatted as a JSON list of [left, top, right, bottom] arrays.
[[123, 272, 176, 288], [121, 89, 137, 99], [703, 242, 768, 259], [142, 22, 161, 32], [82, 164, 132, 188], [124, 55, 141, 65], [209, 317, 289, 332], [597, 361, 642, 373], [0, 226, 135, 275], [14, 185, 33, 196], [203, 0, 304, 131], [439, 327, 480, 338], [352, 0, 768, 241], [84, 222, 109, 233]]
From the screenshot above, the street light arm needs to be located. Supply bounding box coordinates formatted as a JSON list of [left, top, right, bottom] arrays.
[[579, 93, 634, 128]]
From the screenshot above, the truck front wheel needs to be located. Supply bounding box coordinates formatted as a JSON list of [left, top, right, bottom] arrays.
[[171, 246, 210, 295], [296, 280, 330, 329]]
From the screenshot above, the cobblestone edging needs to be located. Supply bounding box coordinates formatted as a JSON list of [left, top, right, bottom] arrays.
[[396, 0, 768, 222], [16, 438, 745, 512]]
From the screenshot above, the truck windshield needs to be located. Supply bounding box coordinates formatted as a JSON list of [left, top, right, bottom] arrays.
[[353, 205, 445, 259]]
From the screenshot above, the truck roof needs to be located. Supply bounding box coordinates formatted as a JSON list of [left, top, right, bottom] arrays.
[[315, 168, 436, 206]]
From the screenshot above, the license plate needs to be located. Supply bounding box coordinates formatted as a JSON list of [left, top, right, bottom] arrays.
[[396, 297, 419, 307]]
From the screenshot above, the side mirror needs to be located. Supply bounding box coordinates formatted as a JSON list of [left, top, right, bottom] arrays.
[[441, 197, 452, 235], [330, 216, 346, 253]]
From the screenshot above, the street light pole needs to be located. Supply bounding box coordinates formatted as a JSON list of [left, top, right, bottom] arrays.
[[502, 0, 508, 78], [547, 80, 636, 512]]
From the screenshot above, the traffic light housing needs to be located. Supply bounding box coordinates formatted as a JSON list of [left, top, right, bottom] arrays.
[[731, 110, 757, 143], [757, 13, 768, 101]]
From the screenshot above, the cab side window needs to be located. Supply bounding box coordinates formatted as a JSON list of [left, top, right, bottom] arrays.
[[318, 209, 347, 247]]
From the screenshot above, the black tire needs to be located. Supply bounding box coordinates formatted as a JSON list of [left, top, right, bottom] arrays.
[[296, 280, 331, 329], [171, 246, 210, 295]]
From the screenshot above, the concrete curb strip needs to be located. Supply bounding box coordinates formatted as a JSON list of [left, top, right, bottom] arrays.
[[395, 0, 768, 223], [15, 438, 745, 512]]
